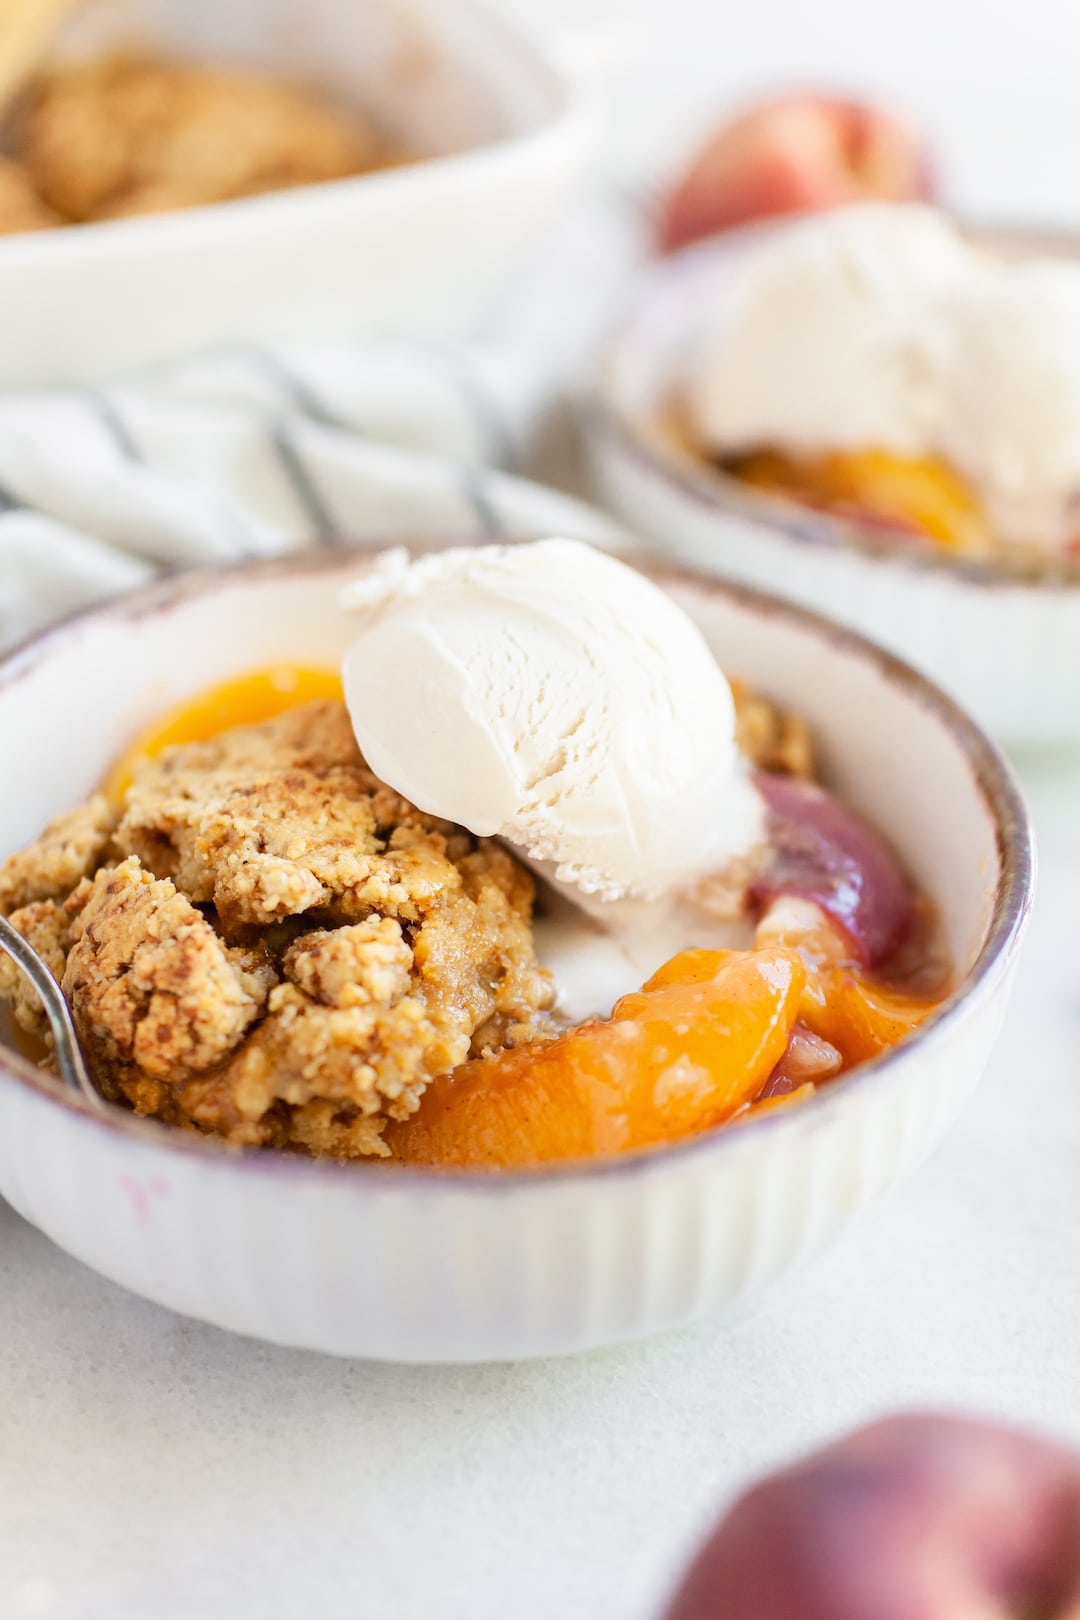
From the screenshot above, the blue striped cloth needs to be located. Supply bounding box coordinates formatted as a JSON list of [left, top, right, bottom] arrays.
[[0, 335, 624, 651]]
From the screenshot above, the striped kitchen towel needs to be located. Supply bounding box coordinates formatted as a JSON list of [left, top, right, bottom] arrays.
[[0, 336, 626, 652], [0, 191, 646, 652]]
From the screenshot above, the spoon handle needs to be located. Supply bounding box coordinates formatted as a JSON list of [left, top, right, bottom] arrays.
[[0, 913, 100, 1105]]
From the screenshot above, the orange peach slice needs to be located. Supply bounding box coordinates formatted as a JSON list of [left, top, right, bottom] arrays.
[[385, 947, 805, 1170], [756, 899, 939, 1064], [734, 447, 990, 554], [104, 665, 343, 802], [799, 969, 939, 1067]]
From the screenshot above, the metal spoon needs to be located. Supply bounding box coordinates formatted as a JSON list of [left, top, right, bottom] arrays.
[[0, 914, 102, 1106]]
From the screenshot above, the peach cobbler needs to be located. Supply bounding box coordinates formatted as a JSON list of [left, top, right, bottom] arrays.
[[0, 50, 402, 234], [682, 205, 1080, 564], [0, 544, 950, 1171], [0, 697, 558, 1159]]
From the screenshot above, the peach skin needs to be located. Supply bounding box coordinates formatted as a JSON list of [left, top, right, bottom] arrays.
[[664, 1413, 1080, 1620], [659, 93, 931, 253]]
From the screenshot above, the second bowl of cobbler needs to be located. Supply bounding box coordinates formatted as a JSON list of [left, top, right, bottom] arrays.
[[589, 205, 1080, 745]]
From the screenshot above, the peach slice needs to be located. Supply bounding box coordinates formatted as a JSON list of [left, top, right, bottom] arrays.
[[755, 898, 938, 1064], [104, 665, 343, 802], [757, 1025, 842, 1098], [384, 947, 805, 1170], [752, 777, 916, 971], [798, 968, 939, 1066], [751, 1081, 815, 1116], [732, 447, 990, 554]]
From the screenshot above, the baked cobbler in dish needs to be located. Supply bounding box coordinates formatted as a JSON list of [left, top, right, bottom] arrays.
[[0, 50, 406, 233]]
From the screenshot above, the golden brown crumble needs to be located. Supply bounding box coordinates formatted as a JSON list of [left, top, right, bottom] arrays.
[[0, 50, 396, 233], [283, 918, 414, 1009], [0, 154, 57, 234], [0, 702, 556, 1159], [730, 678, 814, 779], [0, 880, 91, 1039], [0, 795, 117, 914], [64, 857, 276, 1085]]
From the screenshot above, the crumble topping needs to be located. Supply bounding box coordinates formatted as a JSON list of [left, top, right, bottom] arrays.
[[64, 857, 276, 1082], [730, 679, 814, 779], [0, 795, 117, 914], [0, 881, 90, 1037], [0, 50, 395, 233], [0, 702, 556, 1158], [0, 685, 821, 1162], [0, 154, 57, 234]]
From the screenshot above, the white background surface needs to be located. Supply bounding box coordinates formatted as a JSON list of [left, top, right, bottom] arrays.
[[532, 0, 1080, 223], [4, 4, 1080, 1618]]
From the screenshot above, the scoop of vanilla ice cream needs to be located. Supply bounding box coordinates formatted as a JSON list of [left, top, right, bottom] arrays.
[[341, 540, 763, 901], [939, 262, 1080, 549], [690, 204, 970, 457]]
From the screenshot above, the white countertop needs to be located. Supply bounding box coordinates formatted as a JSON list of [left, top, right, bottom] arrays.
[[5, 3, 1080, 1616]]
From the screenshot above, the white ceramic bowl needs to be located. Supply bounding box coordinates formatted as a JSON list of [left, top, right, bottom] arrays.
[[586, 225, 1080, 747], [0, 551, 1033, 1362], [0, 0, 598, 385]]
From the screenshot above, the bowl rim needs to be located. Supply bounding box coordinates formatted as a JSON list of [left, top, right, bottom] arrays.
[[0, 546, 1036, 1192], [588, 217, 1080, 593]]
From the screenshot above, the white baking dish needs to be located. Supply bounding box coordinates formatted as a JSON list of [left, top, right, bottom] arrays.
[[0, 0, 599, 385], [0, 550, 1033, 1362]]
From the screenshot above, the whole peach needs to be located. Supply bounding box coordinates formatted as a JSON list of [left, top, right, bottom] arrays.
[[658, 93, 932, 253], [663, 1413, 1080, 1619]]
